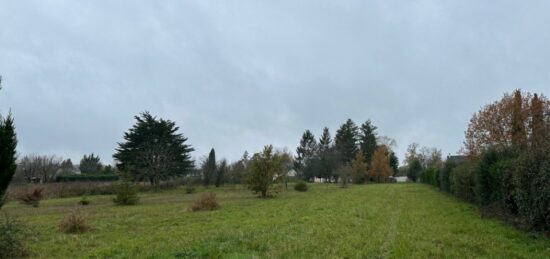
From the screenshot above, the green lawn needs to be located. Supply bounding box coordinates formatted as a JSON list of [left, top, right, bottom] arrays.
[[3, 184, 549, 258]]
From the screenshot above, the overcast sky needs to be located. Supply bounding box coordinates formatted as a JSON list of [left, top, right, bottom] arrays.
[[1, 1, 549, 165]]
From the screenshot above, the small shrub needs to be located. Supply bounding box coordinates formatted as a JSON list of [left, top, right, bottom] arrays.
[[185, 186, 196, 194], [338, 165, 352, 188], [59, 208, 89, 234], [113, 182, 139, 205], [294, 181, 308, 192], [78, 196, 90, 206], [188, 193, 220, 212], [0, 214, 29, 258], [18, 188, 44, 207]]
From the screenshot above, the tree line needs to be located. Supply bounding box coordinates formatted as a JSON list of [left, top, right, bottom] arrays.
[[11, 153, 116, 184], [294, 119, 399, 184], [415, 90, 550, 233]]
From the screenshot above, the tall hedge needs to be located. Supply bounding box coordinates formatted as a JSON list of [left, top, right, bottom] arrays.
[[451, 163, 476, 203], [475, 147, 517, 206], [420, 167, 439, 187], [425, 144, 548, 232], [514, 146, 550, 232], [439, 160, 455, 193]]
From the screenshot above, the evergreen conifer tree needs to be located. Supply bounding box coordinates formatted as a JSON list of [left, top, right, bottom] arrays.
[[359, 120, 378, 165], [335, 119, 359, 164], [0, 77, 17, 208], [113, 112, 194, 186]]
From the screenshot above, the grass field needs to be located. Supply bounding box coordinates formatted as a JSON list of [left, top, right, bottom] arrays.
[[3, 183, 549, 258]]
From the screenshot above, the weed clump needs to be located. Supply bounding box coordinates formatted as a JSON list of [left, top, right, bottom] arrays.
[[18, 188, 44, 207], [59, 208, 90, 234], [188, 193, 220, 212]]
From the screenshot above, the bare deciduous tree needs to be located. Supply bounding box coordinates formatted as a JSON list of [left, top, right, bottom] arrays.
[[17, 155, 62, 183]]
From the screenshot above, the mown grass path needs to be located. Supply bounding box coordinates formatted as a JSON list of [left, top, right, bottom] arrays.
[[3, 184, 549, 258]]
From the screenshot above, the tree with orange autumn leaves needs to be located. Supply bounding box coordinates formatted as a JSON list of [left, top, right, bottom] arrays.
[[463, 89, 550, 157], [367, 145, 394, 183]]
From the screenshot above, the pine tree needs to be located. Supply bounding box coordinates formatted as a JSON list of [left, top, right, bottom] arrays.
[[113, 112, 194, 186], [335, 119, 359, 164], [359, 120, 378, 165], [0, 77, 18, 208], [0, 113, 17, 208], [79, 153, 103, 174], [319, 127, 332, 151], [318, 127, 337, 182], [294, 130, 317, 180]]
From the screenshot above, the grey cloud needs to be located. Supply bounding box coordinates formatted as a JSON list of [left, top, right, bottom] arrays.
[[1, 0, 549, 164]]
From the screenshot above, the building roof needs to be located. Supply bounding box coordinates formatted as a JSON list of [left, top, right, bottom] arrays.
[[447, 155, 468, 164]]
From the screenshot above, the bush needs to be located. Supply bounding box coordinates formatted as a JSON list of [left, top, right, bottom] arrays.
[[59, 208, 90, 234], [185, 186, 196, 194], [337, 165, 352, 188], [113, 182, 139, 205], [18, 188, 44, 207], [0, 214, 29, 258], [294, 181, 308, 192], [78, 196, 90, 206], [188, 193, 220, 212]]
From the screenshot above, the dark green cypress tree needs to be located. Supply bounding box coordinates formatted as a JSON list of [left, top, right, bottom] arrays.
[[335, 119, 359, 164], [203, 148, 217, 186], [0, 77, 18, 208], [359, 120, 378, 165]]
